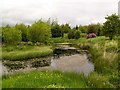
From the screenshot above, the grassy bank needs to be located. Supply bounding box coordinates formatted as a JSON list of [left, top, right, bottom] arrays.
[[2, 70, 115, 88], [65, 36, 118, 88], [2, 36, 119, 88], [2, 70, 88, 88], [86, 37, 119, 88], [2, 45, 53, 61]]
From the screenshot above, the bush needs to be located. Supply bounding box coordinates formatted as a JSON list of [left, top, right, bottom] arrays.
[[68, 29, 75, 39], [3, 27, 22, 44], [51, 24, 63, 38], [74, 30, 80, 39], [28, 20, 51, 43], [87, 24, 97, 34], [103, 14, 120, 40], [109, 71, 120, 88], [15, 23, 28, 42], [80, 33, 87, 38]]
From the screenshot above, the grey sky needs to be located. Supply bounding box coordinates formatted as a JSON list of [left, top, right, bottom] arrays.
[[1, 0, 120, 26]]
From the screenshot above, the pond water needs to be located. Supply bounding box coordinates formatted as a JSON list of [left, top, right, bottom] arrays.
[[2, 51, 94, 76], [51, 54, 94, 76]]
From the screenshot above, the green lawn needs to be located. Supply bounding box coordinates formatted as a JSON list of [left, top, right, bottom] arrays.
[[2, 70, 88, 88], [2, 45, 53, 61]]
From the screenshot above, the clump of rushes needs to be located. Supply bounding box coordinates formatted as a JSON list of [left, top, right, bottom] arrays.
[[87, 37, 119, 88], [87, 72, 114, 88]]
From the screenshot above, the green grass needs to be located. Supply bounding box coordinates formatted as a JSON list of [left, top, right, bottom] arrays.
[[2, 70, 88, 88], [86, 36, 119, 88], [66, 36, 119, 88], [2, 36, 119, 88], [87, 72, 114, 88], [2, 45, 53, 61]]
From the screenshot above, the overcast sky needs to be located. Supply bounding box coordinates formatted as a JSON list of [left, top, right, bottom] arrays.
[[0, 0, 120, 27]]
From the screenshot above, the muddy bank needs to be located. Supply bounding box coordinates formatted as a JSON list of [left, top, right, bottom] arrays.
[[2, 57, 51, 75]]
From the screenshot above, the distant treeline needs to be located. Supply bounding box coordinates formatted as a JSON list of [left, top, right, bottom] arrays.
[[1, 14, 120, 44]]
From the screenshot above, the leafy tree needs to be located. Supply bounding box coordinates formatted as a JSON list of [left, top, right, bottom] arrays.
[[103, 14, 120, 40], [74, 30, 81, 39], [61, 24, 71, 33], [46, 18, 51, 25], [3, 27, 22, 44], [2, 25, 11, 42], [0, 27, 2, 43], [68, 30, 73, 39], [87, 24, 97, 34], [15, 23, 28, 42], [5, 24, 11, 28], [68, 29, 75, 39], [28, 20, 51, 43], [51, 19, 58, 26], [79, 26, 87, 33], [94, 23, 103, 36], [68, 27, 81, 39], [75, 25, 79, 30], [51, 24, 63, 38]]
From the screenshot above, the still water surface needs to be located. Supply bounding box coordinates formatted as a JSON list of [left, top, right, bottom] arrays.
[[2, 54, 94, 76], [51, 54, 94, 76]]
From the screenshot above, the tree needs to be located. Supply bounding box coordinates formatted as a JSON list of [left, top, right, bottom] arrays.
[[74, 30, 80, 39], [15, 23, 28, 42], [94, 23, 103, 36], [87, 24, 97, 34], [68, 29, 75, 39], [0, 27, 2, 43], [28, 20, 51, 43], [51, 24, 63, 38], [61, 24, 71, 33], [3, 27, 22, 44], [46, 18, 51, 25], [51, 19, 58, 26], [79, 26, 87, 33], [103, 14, 120, 40], [75, 25, 79, 30]]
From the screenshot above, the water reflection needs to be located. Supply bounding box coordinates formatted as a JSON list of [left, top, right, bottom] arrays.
[[51, 54, 94, 76]]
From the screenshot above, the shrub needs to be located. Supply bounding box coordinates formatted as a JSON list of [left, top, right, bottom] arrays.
[[28, 20, 51, 43], [51, 24, 63, 38], [109, 71, 120, 88], [80, 33, 87, 38], [74, 30, 80, 39], [68, 29, 75, 39], [3, 27, 22, 44], [87, 24, 97, 34], [15, 23, 28, 42], [103, 14, 120, 40]]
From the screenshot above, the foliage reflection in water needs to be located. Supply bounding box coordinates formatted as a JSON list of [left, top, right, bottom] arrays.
[[51, 54, 94, 76]]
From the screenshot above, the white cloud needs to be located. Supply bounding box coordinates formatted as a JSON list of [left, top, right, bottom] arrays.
[[1, 0, 119, 26]]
